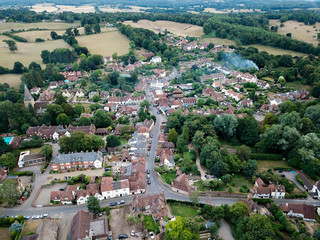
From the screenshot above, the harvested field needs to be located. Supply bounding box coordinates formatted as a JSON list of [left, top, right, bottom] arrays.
[[270, 20, 320, 46], [31, 3, 95, 13], [99, 5, 150, 13], [31, 3, 59, 13], [15, 30, 65, 42], [0, 22, 77, 33], [0, 74, 22, 89], [0, 35, 72, 68], [247, 44, 307, 57], [124, 20, 204, 37], [76, 30, 130, 56], [204, 8, 262, 13]]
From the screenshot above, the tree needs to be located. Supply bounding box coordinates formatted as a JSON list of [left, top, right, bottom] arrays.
[[225, 154, 243, 173], [79, 116, 91, 126], [84, 24, 92, 35], [13, 61, 24, 74], [40, 144, 52, 160], [93, 110, 112, 128], [56, 113, 71, 127], [244, 214, 276, 240], [278, 76, 286, 86], [3, 40, 17, 52], [192, 131, 205, 151], [190, 190, 199, 205], [237, 116, 259, 146], [300, 117, 316, 135], [87, 196, 100, 214], [304, 105, 320, 127], [212, 160, 229, 177], [41, 50, 50, 64], [263, 113, 278, 125], [55, 93, 67, 105], [0, 137, 7, 154], [9, 222, 23, 233], [182, 126, 189, 142], [214, 114, 238, 140], [92, 94, 100, 102], [168, 128, 178, 145], [165, 216, 199, 240], [176, 136, 188, 152], [106, 135, 121, 148], [93, 23, 101, 33], [236, 145, 251, 161], [242, 160, 258, 178], [74, 28, 80, 36], [230, 201, 249, 223], [140, 99, 150, 108], [197, 98, 204, 108], [279, 111, 301, 129], [0, 179, 21, 205], [0, 153, 16, 170]]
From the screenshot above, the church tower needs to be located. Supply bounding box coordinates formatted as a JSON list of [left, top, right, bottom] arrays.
[[24, 85, 34, 108]]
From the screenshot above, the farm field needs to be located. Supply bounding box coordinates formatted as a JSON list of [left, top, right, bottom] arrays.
[[204, 8, 263, 13], [31, 3, 95, 13], [76, 30, 130, 56], [124, 20, 204, 37], [0, 74, 22, 89], [0, 22, 78, 33], [15, 30, 65, 42], [246, 44, 308, 57], [0, 35, 72, 68], [270, 20, 320, 46], [99, 5, 150, 13]]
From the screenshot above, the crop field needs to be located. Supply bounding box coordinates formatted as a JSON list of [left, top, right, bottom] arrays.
[[0, 35, 72, 68], [31, 3, 95, 13], [204, 8, 263, 13], [202, 37, 236, 46], [76, 30, 130, 56], [247, 44, 308, 57], [0, 22, 77, 33], [270, 20, 320, 46], [99, 5, 150, 13], [124, 20, 204, 37], [0, 74, 22, 89]]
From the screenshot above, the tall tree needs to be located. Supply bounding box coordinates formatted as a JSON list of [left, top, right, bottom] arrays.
[[214, 114, 238, 141], [192, 131, 205, 151], [3, 40, 17, 52], [40, 144, 52, 160], [168, 128, 178, 145], [87, 196, 100, 214]]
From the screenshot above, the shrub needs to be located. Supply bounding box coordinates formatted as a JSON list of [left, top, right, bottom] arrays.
[[10, 231, 17, 240], [252, 198, 272, 204]]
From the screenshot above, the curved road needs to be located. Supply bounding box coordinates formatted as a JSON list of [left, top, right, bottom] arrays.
[[3, 81, 320, 217]]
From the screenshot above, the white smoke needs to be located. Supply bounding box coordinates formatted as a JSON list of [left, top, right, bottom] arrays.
[[221, 52, 259, 70]]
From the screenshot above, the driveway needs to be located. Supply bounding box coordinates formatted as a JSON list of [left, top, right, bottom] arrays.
[[34, 182, 67, 206], [218, 219, 235, 240]]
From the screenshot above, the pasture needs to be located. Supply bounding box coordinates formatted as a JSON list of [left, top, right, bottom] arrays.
[[202, 37, 236, 46], [0, 35, 72, 68], [124, 20, 204, 37], [246, 44, 308, 57], [270, 20, 320, 46], [76, 30, 130, 56], [31, 3, 95, 13], [0, 74, 22, 89], [0, 22, 78, 33], [15, 30, 65, 42], [99, 5, 150, 13]]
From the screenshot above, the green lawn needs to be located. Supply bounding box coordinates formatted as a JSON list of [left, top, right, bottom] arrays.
[[229, 174, 253, 192], [169, 203, 199, 218], [285, 82, 312, 91], [143, 215, 159, 234], [257, 160, 289, 172], [161, 173, 176, 184]]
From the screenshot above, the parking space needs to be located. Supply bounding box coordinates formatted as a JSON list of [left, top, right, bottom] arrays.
[[34, 182, 67, 206]]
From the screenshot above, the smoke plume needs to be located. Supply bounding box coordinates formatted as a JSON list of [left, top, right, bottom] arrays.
[[220, 52, 259, 70]]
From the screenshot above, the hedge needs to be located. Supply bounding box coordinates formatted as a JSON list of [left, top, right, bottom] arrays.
[[295, 175, 305, 187], [250, 153, 283, 161], [252, 198, 272, 204], [10, 171, 33, 176], [285, 192, 308, 199], [274, 167, 291, 171]]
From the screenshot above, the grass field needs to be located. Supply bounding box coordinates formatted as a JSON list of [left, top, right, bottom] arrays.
[[0, 228, 10, 240], [247, 44, 308, 57], [202, 37, 236, 46], [15, 30, 65, 42], [285, 82, 312, 91], [124, 20, 204, 37], [270, 20, 320, 46], [0, 22, 78, 33], [143, 215, 160, 234], [257, 160, 289, 172], [99, 5, 150, 13], [31, 3, 95, 13], [20, 220, 42, 238], [0, 35, 72, 68], [169, 202, 199, 218], [76, 30, 130, 56], [0, 74, 22, 89]]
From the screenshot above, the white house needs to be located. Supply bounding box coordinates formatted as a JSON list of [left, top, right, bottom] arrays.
[[151, 56, 162, 63], [101, 177, 130, 199], [76, 183, 104, 205]]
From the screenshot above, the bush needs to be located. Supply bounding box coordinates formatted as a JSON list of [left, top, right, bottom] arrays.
[[274, 167, 291, 171], [252, 198, 272, 204], [35, 38, 44, 42], [295, 175, 305, 187], [10, 231, 17, 240], [250, 153, 283, 161], [24, 232, 35, 236], [10, 171, 33, 176], [285, 192, 308, 199]]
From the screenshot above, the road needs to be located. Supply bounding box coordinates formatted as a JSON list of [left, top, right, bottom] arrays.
[[3, 71, 320, 217]]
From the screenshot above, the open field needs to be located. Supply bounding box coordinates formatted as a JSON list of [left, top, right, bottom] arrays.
[[15, 30, 65, 42], [124, 20, 204, 37], [246, 44, 308, 57], [0, 22, 78, 33], [0, 228, 10, 240], [169, 202, 199, 218], [204, 8, 263, 13], [0, 74, 22, 89], [31, 3, 95, 13], [285, 82, 312, 91], [202, 37, 236, 46], [270, 20, 320, 46], [76, 30, 130, 56], [0, 35, 72, 68]]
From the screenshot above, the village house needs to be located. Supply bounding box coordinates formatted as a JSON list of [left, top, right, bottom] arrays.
[[18, 151, 46, 168], [181, 97, 197, 106], [75, 89, 86, 98], [88, 91, 99, 99], [151, 56, 162, 63], [171, 173, 192, 195], [280, 203, 316, 222], [153, 89, 166, 101], [30, 87, 40, 95], [131, 191, 167, 219], [121, 161, 146, 194], [39, 90, 55, 101], [51, 151, 103, 171], [49, 81, 58, 89], [100, 177, 130, 199], [251, 178, 285, 199], [76, 183, 104, 205]]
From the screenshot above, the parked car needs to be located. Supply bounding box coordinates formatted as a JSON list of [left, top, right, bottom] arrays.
[[118, 234, 128, 239], [147, 179, 151, 185], [109, 202, 117, 207], [23, 216, 30, 220], [281, 174, 286, 177], [147, 174, 150, 179], [149, 232, 155, 239], [105, 168, 111, 172], [149, 140, 152, 144], [59, 188, 64, 191], [52, 140, 57, 143], [205, 175, 209, 179], [43, 214, 48, 218], [146, 169, 150, 174], [131, 230, 135, 236], [150, 134, 153, 138], [119, 200, 125, 205], [147, 152, 150, 156]]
